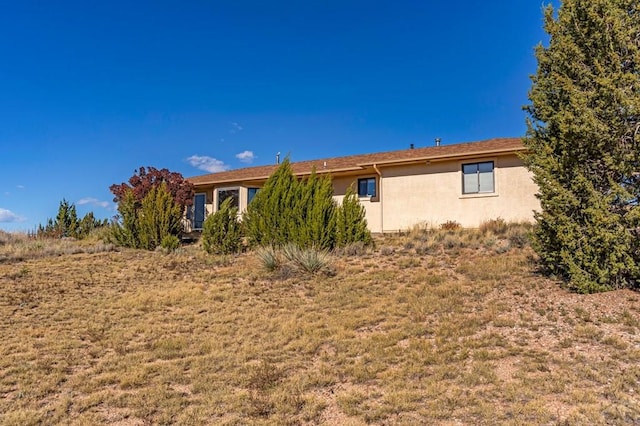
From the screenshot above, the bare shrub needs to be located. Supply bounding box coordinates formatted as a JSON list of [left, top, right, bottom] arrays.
[[440, 220, 461, 231], [479, 218, 508, 235], [507, 225, 530, 248]]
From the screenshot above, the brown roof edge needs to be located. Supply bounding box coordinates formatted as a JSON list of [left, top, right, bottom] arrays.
[[187, 137, 524, 185], [357, 146, 526, 167]]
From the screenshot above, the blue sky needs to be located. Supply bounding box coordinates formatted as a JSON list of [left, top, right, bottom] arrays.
[[0, 1, 551, 231]]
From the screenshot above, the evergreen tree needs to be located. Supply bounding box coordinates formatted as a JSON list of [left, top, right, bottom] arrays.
[[138, 183, 183, 250], [524, 0, 640, 292], [303, 171, 337, 250], [243, 158, 300, 247], [336, 185, 372, 247], [112, 189, 140, 248], [54, 199, 79, 238], [202, 197, 243, 254]]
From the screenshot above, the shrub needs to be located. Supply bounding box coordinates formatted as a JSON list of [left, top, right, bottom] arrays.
[[336, 186, 372, 247], [243, 158, 303, 247], [281, 243, 333, 275], [112, 190, 140, 248], [440, 220, 461, 231], [112, 183, 183, 250], [256, 246, 280, 272], [161, 235, 181, 253], [244, 161, 372, 250], [335, 241, 368, 257], [479, 218, 508, 235], [507, 225, 530, 248], [109, 166, 194, 209], [202, 197, 243, 255], [138, 183, 183, 250], [258, 243, 333, 275]]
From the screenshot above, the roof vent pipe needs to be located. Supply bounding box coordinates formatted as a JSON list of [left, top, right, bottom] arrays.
[[435, 138, 441, 147], [410, 143, 414, 149], [276, 152, 280, 164]]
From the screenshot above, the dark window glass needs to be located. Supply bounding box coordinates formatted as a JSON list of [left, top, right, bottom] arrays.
[[248, 187, 259, 204], [218, 188, 239, 209], [357, 177, 376, 197]]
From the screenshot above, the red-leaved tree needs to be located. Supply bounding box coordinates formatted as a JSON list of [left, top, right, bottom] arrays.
[[110, 166, 195, 208]]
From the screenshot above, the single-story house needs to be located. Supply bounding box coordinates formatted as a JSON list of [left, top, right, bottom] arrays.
[[185, 137, 539, 233]]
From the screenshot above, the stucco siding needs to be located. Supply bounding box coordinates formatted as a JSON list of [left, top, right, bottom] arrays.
[[332, 175, 383, 233], [377, 154, 538, 231]]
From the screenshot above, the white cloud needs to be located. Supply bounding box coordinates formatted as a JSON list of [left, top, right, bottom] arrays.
[[235, 150, 256, 164], [0, 208, 25, 223], [77, 197, 111, 209], [16, 185, 24, 189], [186, 155, 231, 173], [230, 122, 243, 133]]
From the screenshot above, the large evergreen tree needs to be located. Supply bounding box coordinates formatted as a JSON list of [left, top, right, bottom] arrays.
[[524, 0, 640, 292]]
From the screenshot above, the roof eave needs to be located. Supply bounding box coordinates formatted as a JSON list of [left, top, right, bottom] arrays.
[[356, 147, 526, 167]]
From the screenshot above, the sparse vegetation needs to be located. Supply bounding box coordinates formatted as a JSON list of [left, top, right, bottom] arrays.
[[1, 223, 638, 424], [439, 220, 461, 231], [36, 199, 108, 239]]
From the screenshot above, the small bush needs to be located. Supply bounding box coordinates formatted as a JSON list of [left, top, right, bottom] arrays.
[[479, 218, 508, 235], [507, 226, 530, 248], [282, 243, 332, 274], [202, 198, 243, 255], [256, 246, 280, 272], [440, 220, 461, 231], [336, 186, 372, 247], [258, 243, 333, 275], [112, 183, 183, 250], [442, 234, 463, 249], [380, 246, 394, 256], [335, 241, 369, 257], [161, 235, 181, 252]]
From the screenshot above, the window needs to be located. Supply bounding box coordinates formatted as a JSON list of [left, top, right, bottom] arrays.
[[247, 187, 260, 204], [358, 177, 376, 197], [218, 188, 239, 209], [462, 161, 494, 194]]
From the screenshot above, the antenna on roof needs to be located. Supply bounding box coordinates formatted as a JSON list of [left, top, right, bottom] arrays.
[[276, 152, 280, 165], [435, 138, 441, 147]]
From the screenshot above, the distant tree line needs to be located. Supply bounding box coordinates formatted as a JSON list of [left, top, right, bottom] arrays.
[[36, 199, 108, 239]]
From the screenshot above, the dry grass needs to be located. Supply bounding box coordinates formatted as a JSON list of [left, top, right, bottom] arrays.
[[1, 226, 639, 425]]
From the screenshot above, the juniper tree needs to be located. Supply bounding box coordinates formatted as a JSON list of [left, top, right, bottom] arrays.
[[336, 185, 372, 247], [112, 183, 182, 250], [138, 183, 183, 250], [293, 170, 337, 250], [202, 197, 243, 254], [524, 0, 640, 292], [243, 159, 338, 249], [243, 158, 301, 247]]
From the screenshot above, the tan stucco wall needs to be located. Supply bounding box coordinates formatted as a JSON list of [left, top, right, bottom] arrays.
[[332, 175, 383, 233], [377, 154, 538, 231]]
